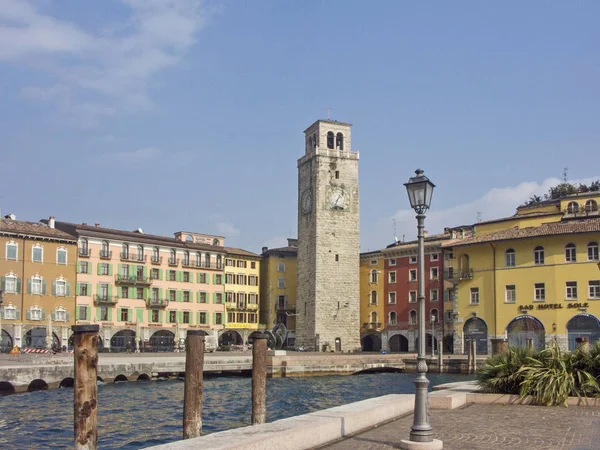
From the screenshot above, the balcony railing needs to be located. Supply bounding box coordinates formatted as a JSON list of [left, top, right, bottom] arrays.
[[246, 303, 259, 311], [194, 261, 224, 270], [120, 253, 147, 262], [445, 268, 473, 282], [99, 250, 112, 260], [362, 322, 382, 330], [115, 274, 152, 286], [276, 304, 296, 312], [168, 258, 179, 267], [94, 295, 118, 305], [79, 248, 91, 258], [386, 321, 421, 330], [182, 259, 193, 268], [146, 298, 169, 308], [151, 256, 162, 265], [225, 301, 237, 309]]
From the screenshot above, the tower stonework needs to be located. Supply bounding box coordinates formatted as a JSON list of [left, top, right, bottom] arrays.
[[296, 120, 361, 352]]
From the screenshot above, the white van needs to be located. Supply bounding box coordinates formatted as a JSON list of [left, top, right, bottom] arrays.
[[204, 336, 217, 353]]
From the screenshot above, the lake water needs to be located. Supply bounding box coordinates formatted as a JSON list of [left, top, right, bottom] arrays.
[[0, 372, 473, 449]]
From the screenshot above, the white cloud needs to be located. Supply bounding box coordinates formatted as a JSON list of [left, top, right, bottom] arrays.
[[1, 0, 209, 124], [363, 176, 600, 251], [101, 147, 162, 163], [209, 213, 240, 238]]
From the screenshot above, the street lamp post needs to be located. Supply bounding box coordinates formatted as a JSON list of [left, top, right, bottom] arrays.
[[400, 169, 442, 449]]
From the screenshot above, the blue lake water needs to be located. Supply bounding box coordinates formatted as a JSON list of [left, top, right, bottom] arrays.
[[0, 372, 473, 449]]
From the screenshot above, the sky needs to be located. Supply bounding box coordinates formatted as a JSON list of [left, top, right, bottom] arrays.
[[1, 0, 599, 253]]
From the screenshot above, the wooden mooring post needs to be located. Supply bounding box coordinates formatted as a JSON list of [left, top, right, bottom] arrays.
[[252, 332, 268, 425], [438, 340, 443, 373], [73, 324, 100, 450], [183, 330, 205, 439]]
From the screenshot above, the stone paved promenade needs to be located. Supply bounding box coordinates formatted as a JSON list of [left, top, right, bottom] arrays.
[[324, 404, 600, 450]]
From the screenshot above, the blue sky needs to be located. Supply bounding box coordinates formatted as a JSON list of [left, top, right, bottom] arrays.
[[1, 1, 599, 253]]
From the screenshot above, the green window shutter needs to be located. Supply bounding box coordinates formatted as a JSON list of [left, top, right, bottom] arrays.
[[177, 311, 183, 323], [77, 282, 81, 295], [159, 288, 163, 299], [177, 290, 182, 302], [109, 264, 113, 276], [148, 310, 152, 322], [129, 308, 133, 321], [196, 272, 201, 283], [42, 280, 47, 295], [1, 276, 5, 291], [196, 291, 200, 303], [213, 274, 216, 284], [66, 282, 71, 297], [75, 307, 79, 321], [159, 310, 164, 323], [97, 283, 101, 297], [159, 269, 163, 280], [27, 279, 32, 294], [77, 261, 81, 273], [97, 263, 102, 275], [96, 307, 102, 321], [143, 288, 148, 299], [16, 278, 21, 294], [177, 271, 182, 282], [108, 284, 113, 297], [108, 307, 113, 321], [213, 292, 217, 304], [87, 263, 92, 274], [52, 280, 57, 296], [143, 266, 148, 277], [196, 311, 200, 324], [136, 308, 143, 323]]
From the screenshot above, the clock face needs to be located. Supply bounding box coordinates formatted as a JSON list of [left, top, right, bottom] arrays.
[[329, 187, 347, 210], [301, 189, 312, 214]]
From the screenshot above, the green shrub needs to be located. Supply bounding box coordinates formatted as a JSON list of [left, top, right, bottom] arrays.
[[477, 346, 536, 395]]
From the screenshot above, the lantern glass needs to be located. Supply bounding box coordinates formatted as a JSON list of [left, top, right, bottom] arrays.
[[404, 169, 435, 213]]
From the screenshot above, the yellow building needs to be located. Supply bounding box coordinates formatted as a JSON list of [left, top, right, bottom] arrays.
[[222, 247, 261, 346], [259, 239, 298, 347], [445, 192, 600, 353], [1, 215, 77, 351], [359, 251, 385, 351]]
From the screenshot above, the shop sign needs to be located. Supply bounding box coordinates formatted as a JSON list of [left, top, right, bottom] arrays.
[[148, 323, 162, 327], [519, 302, 589, 311], [101, 322, 114, 326]]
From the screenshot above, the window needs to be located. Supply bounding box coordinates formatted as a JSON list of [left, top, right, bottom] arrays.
[[120, 308, 129, 322], [153, 247, 160, 261], [534, 283, 546, 301], [198, 292, 207, 303], [199, 273, 209, 284], [430, 289, 439, 302], [567, 201, 579, 214], [4, 274, 18, 293], [445, 250, 454, 260], [215, 293, 223, 304], [101, 241, 110, 258], [370, 270, 378, 283], [79, 261, 88, 274], [409, 291, 417, 303], [505, 285, 516, 303], [565, 243, 577, 262], [169, 249, 177, 264], [389, 258, 396, 266], [151, 310, 159, 323], [77, 306, 87, 321], [335, 132, 344, 150], [409, 256, 417, 264], [6, 241, 17, 260], [430, 267, 439, 280], [226, 273, 235, 284], [169, 311, 177, 323], [248, 275, 258, 286], [80, 283, 88, 296], [199, 312, 207, 324], [505, 249, 515, 267], [278, 278, 285, 288], [183, 251, 190, 266], [56, 279, 66, 296], [30, 306, 42, 321], [169, 290, 176, 302], [205, 253, 212, 268], [534, 246, 545, 265], [277, 262, 285, 272], [99, 307, 108, 321], [121, 264, 129, 277], [151, 268, 159, 280], [53, 308, 67, 322], [388, 292, 396, 304], [370, 259, 377, 265], [470, 287, 480, 305], [137, 245, 144, 261], [183, 272, 190, 282], [122, 243, 129, 259], [121, 286, 129, 299], [389, 311, 397, 325], [151, 288, 159, 301], [409, 310, 417, 325], [409, 269, 417, 281], [136, 288, 144, 299], [588, 280, 600, 299], [335, 170, 340, 179], [327, 131, 334, 149], [585, 199, 598, 213], [388, 271, 396, 283], [237, 274, 246, 285], [169, 270, 176, 281], [31, 277, 43, 295], [32, 245, 43, 263], [370, 291, 377, 305], [588, 242, 599, 261], [183, 311, 190, 324], [99, 283, 109, 299], [100, 263, 109, 276], [3, 305, 17, 320], [215, 313, 223, 325], [226, 258, 234, 266], [566, 281, 578, 299], [430, 253, 439, 261], [237, 260, 247, 268]]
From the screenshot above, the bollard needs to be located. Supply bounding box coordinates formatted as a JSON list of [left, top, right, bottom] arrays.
[[252, 333, 268, 425], [471, 339, 477, 374], [73, 324, 100, 450], [183, 331, 205, 439]]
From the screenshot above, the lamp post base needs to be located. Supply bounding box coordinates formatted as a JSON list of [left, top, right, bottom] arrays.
[[399, 439, 443, 450]]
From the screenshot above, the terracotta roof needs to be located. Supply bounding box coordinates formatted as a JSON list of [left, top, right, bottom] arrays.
[[360, 250, 383, 258], [0, 218, 76, 241], [223, 247, 261, 258], [51, 220, 225, 253], [475, 210, 560, 226], [452, 217, 600, 247], [262, 246, 298, 256]]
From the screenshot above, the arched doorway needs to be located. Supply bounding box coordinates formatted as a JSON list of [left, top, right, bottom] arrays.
[[389, 334, 409, 352], [219, 330, 243, 346], [361, 334, 382, 352], [1, 330, 13, 352], [463, 317, 489, 354], [24, 328, 60, 349], [506, 316, 545, 351], [111, 330, 136, 352], [567, 314, 600, 350], [416, 334, 438, 354], [149, 330, 175, 352]]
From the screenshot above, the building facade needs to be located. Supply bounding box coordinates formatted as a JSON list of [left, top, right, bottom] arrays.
[[359, 251, 384, 351], [296, 119, 361, 352], [260, 239, 298, 347], [0, 216, 77, 351], [53, 221, 227, 351], [445, 193, 600, 354]]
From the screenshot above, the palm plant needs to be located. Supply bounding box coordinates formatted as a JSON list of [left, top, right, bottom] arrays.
[[477, 346, 535, 395]]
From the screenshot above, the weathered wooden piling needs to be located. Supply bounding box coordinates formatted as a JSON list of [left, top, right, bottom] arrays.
[[437, 340, 443, 373], [183, 330, 205, 439], [73, 324, 99, 450], [251, 332, 268, 425]]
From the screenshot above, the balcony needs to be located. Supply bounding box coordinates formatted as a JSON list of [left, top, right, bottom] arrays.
[[115, 274, 152, 286], [445, 268, 473, 283], [120, 253, 147, 263], [246, 303, 259, 311], [386, 321, 419, 330], [94, 295, 118, 306], [146, 298, 169, 308], [195, 261, 224, 270], [79, 248, 91, 258], [225, 301, 237, 309], [168, 258, 179, 267], [276, 304, 296, 312], [182, 259, 194, 268], [99, 250, 112, 260], [151, 256, 163, 265], [362, 322, 382, 331]]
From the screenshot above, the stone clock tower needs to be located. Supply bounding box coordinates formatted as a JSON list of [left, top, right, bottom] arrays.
[[296, 119, 361, 352]]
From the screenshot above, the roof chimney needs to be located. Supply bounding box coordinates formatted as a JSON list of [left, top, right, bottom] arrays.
[[82, 222, 87, 226], [48, 216, 55, 229], [262, 246, 268, 254], [95, 223, 100, 228], [423, 230, 429, 238], [287, 238, 298, 247]]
